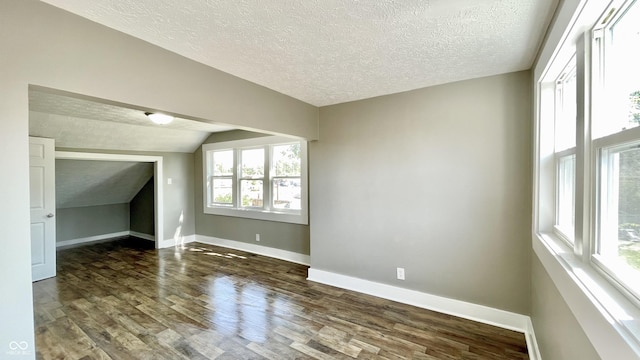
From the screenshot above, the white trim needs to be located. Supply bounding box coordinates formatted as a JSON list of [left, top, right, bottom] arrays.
[[56, 231, 130, 248], [204, 135, 301, 150], [534, 0, 611, 83], [307, 268, 539, 358], [195, 235, 310, 266], [534, 234, 640, 359], [158, 234, 196, 249], [307, 268, 529, 332], [55, 152, 161, 163], [55, 151, 164, 250], [203, 206, 307, 224], [129, 231, 155, 242], [202, 137, 309, 225], [533, 0, 640, 357], [525, 318, 542, 360]]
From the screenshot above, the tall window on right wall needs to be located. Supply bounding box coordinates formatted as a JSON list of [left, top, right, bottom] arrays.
[[592, 0, 640, 299]]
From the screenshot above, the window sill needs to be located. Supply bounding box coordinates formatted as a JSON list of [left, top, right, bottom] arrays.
[[533, 233, 640, 358], [204, 206, 308, 225]]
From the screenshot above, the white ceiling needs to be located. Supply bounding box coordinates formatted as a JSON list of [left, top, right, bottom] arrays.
[[56, 160, 153, 208], [41, 0, 558, 106], [29, 89, 234, 153]]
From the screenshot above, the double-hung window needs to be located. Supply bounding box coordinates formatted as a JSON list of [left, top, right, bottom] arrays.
[[271, 143, 302, 211], [592, 0, 640, 299], [535, 0, 640, 354], [203, 136, 308, 224], [239, 148, 265, 208], [210, 150, 234, 206]]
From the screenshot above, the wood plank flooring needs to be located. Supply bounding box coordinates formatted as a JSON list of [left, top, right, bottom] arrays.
[[33, 237, 529, 359]]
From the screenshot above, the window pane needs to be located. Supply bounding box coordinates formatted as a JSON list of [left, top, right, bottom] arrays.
[[599, 144, 640, 285], [557, 154, 576, 240], [241, 180, 263, 208], [273, 144, 301, 177], [212, 179, 232, 205], [213, 150, 233, 176], [555, 60, 577, 151], [272, 178, 301, 210], [595, 2, 640, 138], [241, 148, 264, 178]]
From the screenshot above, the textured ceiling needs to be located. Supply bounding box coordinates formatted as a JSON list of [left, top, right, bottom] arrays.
[[41, 0, 558, 106], [56, 160, 153, 208], [29, 90, 234, 153]]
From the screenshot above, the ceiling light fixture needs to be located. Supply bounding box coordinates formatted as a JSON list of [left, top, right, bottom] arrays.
[[145, 112, 174, 125]]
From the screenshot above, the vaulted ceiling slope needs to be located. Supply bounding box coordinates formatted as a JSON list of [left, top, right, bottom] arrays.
[[56, 160, 153, 209], [40, 0, 559, 106], [29, 89, 233, 153]]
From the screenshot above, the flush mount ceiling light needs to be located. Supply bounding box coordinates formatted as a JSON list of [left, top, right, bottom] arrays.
[[145, 112, 174, 125]]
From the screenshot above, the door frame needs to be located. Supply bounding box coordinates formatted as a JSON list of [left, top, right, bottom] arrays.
[[55, 151, 164, 249]]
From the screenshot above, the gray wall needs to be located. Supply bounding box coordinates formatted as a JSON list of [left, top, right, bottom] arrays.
[[0, 0, 315, 351], [311, 71, 532, 314], [56, 204, 129, 242], [130, 178, 155, 236], [162, 152, 195, 241], [194, 130, 310, 255], [531, 254, 600, 359]]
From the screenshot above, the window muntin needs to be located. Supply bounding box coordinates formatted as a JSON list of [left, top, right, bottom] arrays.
[[202, 136, 308, 224]]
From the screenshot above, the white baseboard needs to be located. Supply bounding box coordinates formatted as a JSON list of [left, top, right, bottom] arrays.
[[55, 232, 539, 358], [129, 231, 155, 242], [307, 268, 539, 359], [525, 317, 542, 360], [56, 231, 130, 248], [158, 234, 196, 249], [195, 235, 310, 266]]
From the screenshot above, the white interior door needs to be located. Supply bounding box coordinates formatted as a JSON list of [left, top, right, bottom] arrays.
[[29, 137, 56, 282]]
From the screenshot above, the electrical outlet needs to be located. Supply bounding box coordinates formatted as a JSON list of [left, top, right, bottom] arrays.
[[256, 234, 260, 242], [396, 267, 405, 280]]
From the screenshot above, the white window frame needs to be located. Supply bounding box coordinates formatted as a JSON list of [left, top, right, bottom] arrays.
[[269, 144, 303, 212], [209, 149, 235, 207], [534, 0, 640, 357], [590, 0, 640, 305], [238, 146, 267, 209], [553, 57, 578, 244], [592, 128, 640, 304], [203, 136, 308, 225], [555, 150, 576, 244]]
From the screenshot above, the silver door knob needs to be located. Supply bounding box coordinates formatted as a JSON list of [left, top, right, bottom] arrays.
[[46, 213, 54, 218]]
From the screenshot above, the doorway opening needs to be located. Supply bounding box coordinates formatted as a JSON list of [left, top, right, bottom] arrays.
[[55, 151, 164, 249]]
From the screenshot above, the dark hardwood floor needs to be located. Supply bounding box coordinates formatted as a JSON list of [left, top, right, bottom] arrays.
[[33, 237, 529, 359]]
